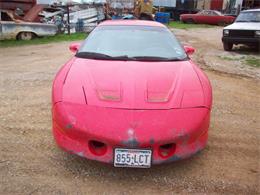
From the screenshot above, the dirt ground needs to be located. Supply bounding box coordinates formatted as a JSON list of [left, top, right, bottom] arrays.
[[0, 27, 259, 194]]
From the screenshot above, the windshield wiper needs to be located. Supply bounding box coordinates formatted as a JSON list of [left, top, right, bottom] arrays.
[[76, 52, 136, 61], [110, 55, 137, 61], [249, 20, 260, 22], [76, 52, 187, 62], [76, 52, 112, 59], [131, 56, 187, 61], [236, 20, 249, 22], [236, 20, 259, 22]]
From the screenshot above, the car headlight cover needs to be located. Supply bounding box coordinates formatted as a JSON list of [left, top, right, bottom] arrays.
[[223, 29, 229, 36], [255, 30, 260, 36]]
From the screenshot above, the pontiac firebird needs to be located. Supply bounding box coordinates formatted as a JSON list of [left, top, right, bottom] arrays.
[[52, 20, 212, 168]]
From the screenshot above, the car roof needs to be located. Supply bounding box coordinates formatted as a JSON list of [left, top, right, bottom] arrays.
[[99, 20, 166, 28], [241, 8, 260, 12]]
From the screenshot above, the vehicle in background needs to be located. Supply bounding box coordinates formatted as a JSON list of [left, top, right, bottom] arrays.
[[135, 0, 154, 21], [180, 10, 235, 25], [0, 9, 57, 40], [222, 9, 260, 51]]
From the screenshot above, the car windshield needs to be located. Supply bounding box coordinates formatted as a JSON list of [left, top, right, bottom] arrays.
[[197, 10, 221, 15], [76, 25, 187, 61], [236, 11, 260, 22]]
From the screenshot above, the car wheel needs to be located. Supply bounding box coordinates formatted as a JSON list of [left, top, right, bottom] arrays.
[[223, 42, 233, 51], [251, 44, 260, 51], [17, 32, 35, 40], [186, 18, 194, 24]]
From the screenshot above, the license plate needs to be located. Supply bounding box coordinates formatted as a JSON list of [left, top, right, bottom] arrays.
[[114, 148, 152, 168]]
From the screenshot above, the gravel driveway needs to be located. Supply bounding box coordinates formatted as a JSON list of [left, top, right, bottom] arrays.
[[0, 27, 259, 194]]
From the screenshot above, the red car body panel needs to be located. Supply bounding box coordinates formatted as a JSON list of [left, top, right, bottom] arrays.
[[52, 20, 212, 165], [180, 12, 235, 25], [60, 58, 210, 109], [53, 103, 210, 164]]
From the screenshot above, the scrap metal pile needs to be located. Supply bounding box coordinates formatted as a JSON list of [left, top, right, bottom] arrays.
[[0, 0, 64, 23], [0, 0, 108, 40], [0, 0, 143, 40], [63, 3, 105, 34], [0, 0, 62, 40], [105, 0, 135, 19]]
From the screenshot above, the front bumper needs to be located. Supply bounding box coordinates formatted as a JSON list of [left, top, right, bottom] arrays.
[[52, 102, 210, 165], [222, 36, 260, 45]]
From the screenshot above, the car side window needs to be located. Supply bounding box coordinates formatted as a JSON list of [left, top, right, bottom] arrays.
[[1, 12, 13, 21], [205, 11, 211, 15], [198, 11, 205, 15], [201, 11, 210, 16], [257, 12, 260, 21], [211, 11, 218, 16]]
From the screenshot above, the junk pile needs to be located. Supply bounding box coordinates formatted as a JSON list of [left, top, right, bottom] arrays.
[[0, 0, 65, 23], [0, 0, 61, 40], [0, 0, 107, 40], [105, 0, 135, 19], [63, 3, 106, 34]]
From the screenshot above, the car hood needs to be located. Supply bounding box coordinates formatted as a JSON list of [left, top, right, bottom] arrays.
[[62, 57, 206, 109], [224, 22, 260, 30]]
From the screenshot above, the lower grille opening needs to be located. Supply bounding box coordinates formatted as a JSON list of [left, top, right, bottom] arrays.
[[88, 140, 107, 156], [158, 143, 176, 158]]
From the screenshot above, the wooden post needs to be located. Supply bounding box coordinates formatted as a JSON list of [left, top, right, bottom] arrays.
[[67, 4, 70, 35]]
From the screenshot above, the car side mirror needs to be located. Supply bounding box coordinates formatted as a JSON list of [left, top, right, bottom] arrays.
[[69, 42, 81, 53], [184, 46, 195, 55]]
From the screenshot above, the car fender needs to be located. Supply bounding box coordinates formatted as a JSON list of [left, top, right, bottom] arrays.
[[191, 62, 212, 109]]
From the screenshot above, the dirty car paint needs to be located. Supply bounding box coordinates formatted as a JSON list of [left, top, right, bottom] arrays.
[[52, 20, 212, 166], [0, 21, 57, 40]]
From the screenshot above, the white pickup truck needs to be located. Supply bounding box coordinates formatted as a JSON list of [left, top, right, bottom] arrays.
[[222, 9, 260, 51], [0, 10, 57, 40]]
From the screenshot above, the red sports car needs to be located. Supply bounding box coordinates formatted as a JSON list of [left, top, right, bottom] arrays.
[[180, 10, 235, 25], [52, 20, 212, 168]]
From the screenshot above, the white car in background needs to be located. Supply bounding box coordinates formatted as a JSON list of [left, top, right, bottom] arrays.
[[0, 9, 57, 40], [222, 9, 260, 51]]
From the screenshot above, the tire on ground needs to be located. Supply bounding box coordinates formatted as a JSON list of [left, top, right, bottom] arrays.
[[186, 18, 194, 24], [223, 42, 233, 51], [17, 32, 35, 41]]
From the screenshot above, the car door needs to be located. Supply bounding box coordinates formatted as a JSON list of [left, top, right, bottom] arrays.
[[199, 10, 220, 25], [193, 10, 206, 24], [196, 10, 210, 24], [208, 11, 223, 25], [0, 11, 19, 40]]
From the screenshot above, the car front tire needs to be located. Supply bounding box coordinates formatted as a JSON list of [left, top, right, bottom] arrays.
[[17, 32, 35, 41], [223, 42, 233, 51], [186, 18, 194, 24]]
